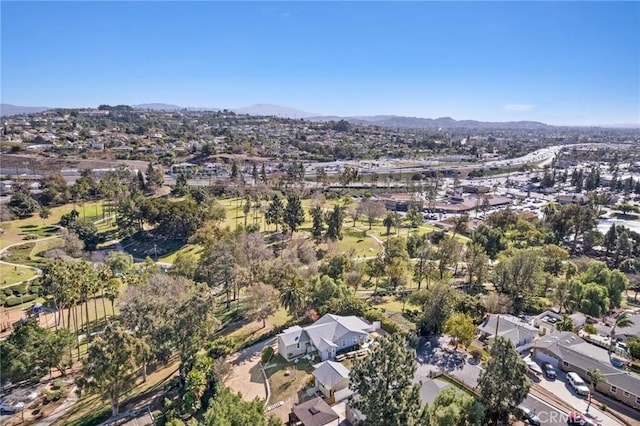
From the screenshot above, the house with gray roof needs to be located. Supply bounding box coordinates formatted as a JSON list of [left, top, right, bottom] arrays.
[[532, 331, 640, 410], [290, 396, 340, 426], [313, 361, 350, 398], [277, 314, 376, 361], [477, 314, 538, 349]]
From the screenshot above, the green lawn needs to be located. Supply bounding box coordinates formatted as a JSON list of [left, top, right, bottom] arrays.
[[264, 355, 314, 405], [159, 244, 203, 264], [0, 200, 104, 249], [0, 263, 37, 287]]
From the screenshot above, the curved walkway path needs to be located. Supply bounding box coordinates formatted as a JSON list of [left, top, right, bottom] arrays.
[[0, 235, 59, 289]]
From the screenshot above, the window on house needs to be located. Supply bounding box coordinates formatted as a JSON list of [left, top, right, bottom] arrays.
[[342, 340, 346, 347], [623, 391, 629, 398], [353, 337, 358, 344], [562, 361, 569, 367], [636, 396, 640, 404], [611, 385, 617, 393], [297, 343, 300, 349]]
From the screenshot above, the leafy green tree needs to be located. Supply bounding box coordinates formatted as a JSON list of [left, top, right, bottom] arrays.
[[265, 194, 285, 232], [105, 251, 134, 276], [413, 281, 457, 335], [170, 251, 199, 279], [0, 320, 74, 382], [424, 387, 485, 426], [9, 191, 40, 218], [39, 172, 70, 206], [406, 204, 423, 228], [471, 225, 507, 260], [350, 334, 426, 426], [443, 313, 476, 349], [478, 336, 531, 423], [319, 253, 351, 281], [39, 206, 51, 223], [284, 194, 305, 234], [307, 275, 350, 310], [145, 162, 164, 191], [580, 283, 610, 317], [202, 386, 279, 426], [67, 219, 100, 250], [627, 337, 640, 360], [83, 324, 149, 416]]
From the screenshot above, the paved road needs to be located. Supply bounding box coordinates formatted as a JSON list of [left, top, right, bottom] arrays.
[[522, 394, 567, 425], [415, 336, 624, 425]]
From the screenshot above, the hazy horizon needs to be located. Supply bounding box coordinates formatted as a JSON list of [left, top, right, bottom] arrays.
[[2, 2, 639, 127]]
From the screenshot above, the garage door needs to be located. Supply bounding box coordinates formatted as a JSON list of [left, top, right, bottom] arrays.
[[534, 350, 559, 368]]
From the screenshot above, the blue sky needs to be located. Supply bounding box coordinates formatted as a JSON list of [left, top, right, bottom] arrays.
[[2, 1, 639, 126]]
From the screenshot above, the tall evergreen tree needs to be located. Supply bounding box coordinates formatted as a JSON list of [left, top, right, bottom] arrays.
[[350, 334, 426, 426], [284, 194, 305, 234], [478, 336, 531, 423], [310, 206, 325, 242], [265, 194, 285, 232]]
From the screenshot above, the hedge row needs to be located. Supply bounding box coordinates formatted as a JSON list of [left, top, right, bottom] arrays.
[[5, 294, 38, 307]]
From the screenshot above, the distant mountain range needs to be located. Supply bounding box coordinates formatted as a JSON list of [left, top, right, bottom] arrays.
[[0, 104, 51, 117], [306, 115, 551, 130], [2, 102, 637, 129]]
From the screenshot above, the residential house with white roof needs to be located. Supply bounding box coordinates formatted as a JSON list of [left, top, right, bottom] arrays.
[[277, 314, 376, 361]]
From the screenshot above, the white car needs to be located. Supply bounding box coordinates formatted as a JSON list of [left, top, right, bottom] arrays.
[[0, 400, 24, 414], [567, 372, 590, 396]]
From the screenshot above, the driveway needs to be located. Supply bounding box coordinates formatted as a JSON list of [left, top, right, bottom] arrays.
[[225, 337, 276, 403], [536, 370, 624, 426], [415, 336, 482, 390]]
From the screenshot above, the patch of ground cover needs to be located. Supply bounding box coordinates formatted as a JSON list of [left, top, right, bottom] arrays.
[[264, 355, 314, 405]]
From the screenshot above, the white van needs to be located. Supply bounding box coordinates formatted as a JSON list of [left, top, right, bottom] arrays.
[[566, 372, 590, 396]]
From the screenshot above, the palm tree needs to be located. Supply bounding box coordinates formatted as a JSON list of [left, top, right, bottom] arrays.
[[609, 312, 634, 354], [586, 368, 605, 413], [280, 277, 305, 319]]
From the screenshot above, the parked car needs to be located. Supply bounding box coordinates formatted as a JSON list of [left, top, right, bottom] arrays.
[[0, 400, 24, 414], [566, 372, 590, 396], [541, 361, 557, 379], [567, 411, 600, 425], [516, 404, 541, 426]]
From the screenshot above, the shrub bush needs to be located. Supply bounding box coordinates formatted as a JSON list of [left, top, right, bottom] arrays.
[[12, 284, 28, 295], [364, 309, 401, 334], [29, 285, 42, 296], [261, 346, 274, 364], [5, 294, 38, 307]]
